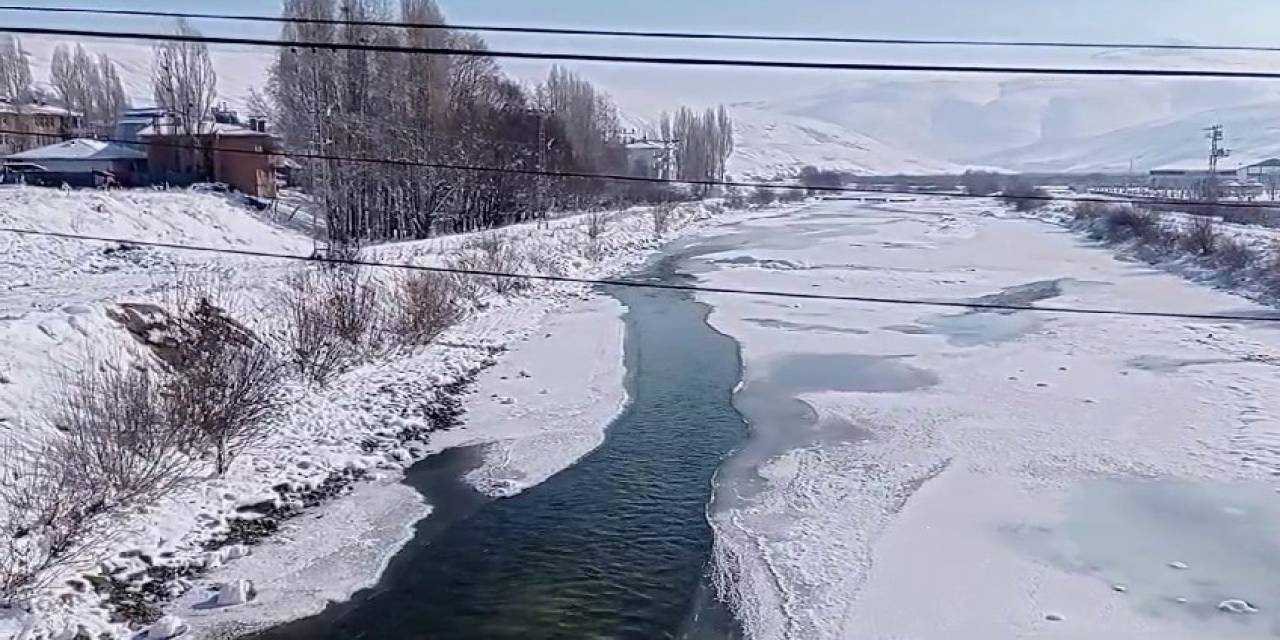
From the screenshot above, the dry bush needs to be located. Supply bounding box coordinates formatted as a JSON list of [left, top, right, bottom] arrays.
[[166, 311, 286, 475], [281, 267, 388, 385], [586, 212, 609, 241], [1215, 236, 1256, 273], [778, 188, 807, 202], [0, 441, 112, 604], [450, 235, 531, 297], [750, 187, 778, 207], [723, 188, 748, 209], [1179, 216, 1219, 256], [1099, 207, 1158, 242], [50, 361, 193, 503], [392, 271, 463, 346], [1000, 178, 1049, 211], [1073, 201, 1120, 221], [651, 203, 675, 237]]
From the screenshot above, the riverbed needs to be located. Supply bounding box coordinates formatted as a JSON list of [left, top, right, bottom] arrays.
[[248, 197, 1280, 639]]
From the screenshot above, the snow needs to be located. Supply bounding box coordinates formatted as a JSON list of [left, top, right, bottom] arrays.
[[4, 139, 145, 161], [0, 182, 734, 638], [143, 615, 186, 639], [674, 197, 1280, 639]]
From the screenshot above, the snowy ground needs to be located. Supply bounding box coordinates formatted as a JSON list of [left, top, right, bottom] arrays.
[[677, 197, 1280, 639], [0, 185, 731, 639]]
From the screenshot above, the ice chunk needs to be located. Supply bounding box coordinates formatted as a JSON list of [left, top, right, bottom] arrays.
[[214, 579, 256, 606], [1111, 584, 1127, 593], [1218, 599, 1258, 614], [146, 615, 187, 639], [1167, 561, 1188, 570]]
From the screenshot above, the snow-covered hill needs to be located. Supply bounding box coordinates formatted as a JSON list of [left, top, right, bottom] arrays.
[[727, 106, 964, 178], [974, 100, 1280, 173]]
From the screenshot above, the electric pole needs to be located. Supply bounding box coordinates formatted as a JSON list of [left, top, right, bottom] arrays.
[[525, 107, 551, 223], [1206, 124, 1230, 202]]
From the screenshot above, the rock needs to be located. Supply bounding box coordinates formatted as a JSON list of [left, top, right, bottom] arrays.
[[1045, 612, 1065, 622], [222, 544, 250, 561], [1218, 599, 1258, 614], [146, 615, 188, 639], [1168, 561, 1189, 570], [1111, 584, 1127, 593], [1175, 597, 1188, 604], [214, 579, 256, 607]]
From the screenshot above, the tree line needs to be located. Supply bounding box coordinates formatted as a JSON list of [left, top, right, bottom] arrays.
[[0, 35, 130, 131], [266, 0, 734, 248]]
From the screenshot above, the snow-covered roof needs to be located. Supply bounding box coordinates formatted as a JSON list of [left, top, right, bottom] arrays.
[[625, 141, 665, 151], [3, 138, 146, 162], [0, 100, 80, 117], [137, 121, 270, 138]]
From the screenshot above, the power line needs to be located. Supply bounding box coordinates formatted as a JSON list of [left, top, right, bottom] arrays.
[[0, 128, 1272, 212], [1, 4, 1278, 55], [1, 225, 1276, 324], [2, 24, 1279, 80]]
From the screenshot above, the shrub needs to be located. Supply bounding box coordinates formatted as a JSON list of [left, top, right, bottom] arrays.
[[392, 271, 462, 345], [1179, 216, 1219, 256], [723, 188, 748, 209], [1215, 236, 1256, 273], [0, 441, 112, 604], [1000, 177, 1049, 211], [961, 170, 1003, 196], [50, 361, 193, 503], [450, 233, 531, 296], [1100, 207, 1158, 242], [585, 212, 609, 241], [281, 267, 387, 384], [165, 298, 287, 475], [750, 187, 778, 207], [651, 203, 675, 238]]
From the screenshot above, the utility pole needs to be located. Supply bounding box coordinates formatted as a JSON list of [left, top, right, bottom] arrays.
[[1205, 124, 1230, 202], [525, 107, 550, 223]]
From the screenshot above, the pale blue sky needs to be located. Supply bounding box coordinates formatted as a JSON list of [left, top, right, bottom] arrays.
[[7, 0, 1280, 110], [5, 0, 1280, 45]]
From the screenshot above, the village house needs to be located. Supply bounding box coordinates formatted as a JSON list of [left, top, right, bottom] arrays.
[[137, 110, 281, 198], [0, 100, 83, 156], [1, 138, 147, 187]]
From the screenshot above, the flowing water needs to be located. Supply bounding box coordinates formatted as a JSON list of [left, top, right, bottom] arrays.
[[250, 246, 750, 640]]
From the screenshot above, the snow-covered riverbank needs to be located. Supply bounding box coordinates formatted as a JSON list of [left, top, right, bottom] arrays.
[[678, 198, 1280, 639], [0, 186, 747, 639]]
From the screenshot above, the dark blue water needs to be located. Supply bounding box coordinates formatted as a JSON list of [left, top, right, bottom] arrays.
[[249, 249, 749, 640]]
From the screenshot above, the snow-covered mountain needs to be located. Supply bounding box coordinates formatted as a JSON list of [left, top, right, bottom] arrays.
[[726, 106, 964, 178], [975, 100, 1280, 173]]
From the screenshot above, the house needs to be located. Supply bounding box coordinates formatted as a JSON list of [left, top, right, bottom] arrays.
[[1238, 158, 1280, 182], [138, 115, 280, 197], [2, 138, 147, 187], [1147, 166, 1234, 191], [624, 140, 669, 179], [0, 100, 84, 155], [114, 107, 171, 149]]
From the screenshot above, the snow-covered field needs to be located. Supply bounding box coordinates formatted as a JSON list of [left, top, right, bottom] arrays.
[[0, 185, 728, 639], [676, 197, 1280, 639]]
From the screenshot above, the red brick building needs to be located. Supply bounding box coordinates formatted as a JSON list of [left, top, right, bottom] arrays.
[[138, 119, 280, 197]]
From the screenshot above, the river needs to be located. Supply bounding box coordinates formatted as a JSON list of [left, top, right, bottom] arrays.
[[250, 244, 750, 639]]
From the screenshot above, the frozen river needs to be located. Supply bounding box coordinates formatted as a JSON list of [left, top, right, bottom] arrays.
[[249, 197, 1280, 639], [689, 198, 1280, 639]]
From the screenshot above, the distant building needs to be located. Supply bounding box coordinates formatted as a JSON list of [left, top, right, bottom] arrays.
[[1147, 166, 1234, 191], [624, 140, 669, 179], [2, 138, 147, 187], [138, 114, 280, 197], [0, 100, 84, 155], [114, 107, 171, 149], [1238, 158, 1280, 183]]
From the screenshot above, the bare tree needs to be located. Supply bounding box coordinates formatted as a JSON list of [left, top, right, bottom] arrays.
[[0, 35, 32, 102], [153, 18, 218, 171]]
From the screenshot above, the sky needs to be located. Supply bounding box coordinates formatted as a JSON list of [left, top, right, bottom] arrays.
[[7, 0, 1280, 121]]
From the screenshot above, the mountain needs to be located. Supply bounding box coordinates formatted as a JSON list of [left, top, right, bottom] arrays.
[[975, 100, 1280, 173], [726, 106, 964, 178]]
